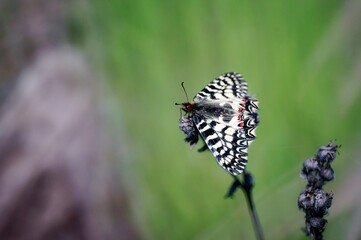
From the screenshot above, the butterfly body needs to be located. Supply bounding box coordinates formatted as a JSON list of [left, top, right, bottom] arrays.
[[178, 72, 259, 175]]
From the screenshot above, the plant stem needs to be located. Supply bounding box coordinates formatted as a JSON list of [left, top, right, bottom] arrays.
[[231, 173, 265, 240], [243, 182, 264, 240]]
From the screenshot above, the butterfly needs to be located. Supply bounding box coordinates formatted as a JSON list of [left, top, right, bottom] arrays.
[[176, 72, 259, 175]]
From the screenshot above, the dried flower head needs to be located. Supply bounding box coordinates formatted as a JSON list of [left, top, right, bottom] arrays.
[[298, 141, 340, 240], [179, 116, 199, 148]]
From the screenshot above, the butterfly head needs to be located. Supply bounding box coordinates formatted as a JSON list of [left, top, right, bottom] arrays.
[[183, 102, 196, 112], [175, 81, 197, 113], [175, 102, 196, 113]]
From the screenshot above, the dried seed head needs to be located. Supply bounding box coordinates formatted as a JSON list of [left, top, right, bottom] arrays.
[[306, 174, 323, 186], [298, 189, 315, 211], [179, 116, 195, 134], [298, 141, 339, 239], [316, 141, 339, 163], [308, 217, 327, 230], [303, 158, 319, 171], [300, 158, 319, 179], [313, 189, 333, 215], [320, 166, 335, 182]]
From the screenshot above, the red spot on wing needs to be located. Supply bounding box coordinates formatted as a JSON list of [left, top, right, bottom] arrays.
[[239, 101, 245, 112], [239, 122, 244, 127]]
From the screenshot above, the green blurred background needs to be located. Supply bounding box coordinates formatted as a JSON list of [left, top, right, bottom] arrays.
[[86, 0, 361, 239]]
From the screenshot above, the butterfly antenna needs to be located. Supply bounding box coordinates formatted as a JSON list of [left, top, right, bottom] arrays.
[[181, 82, 190, 102]]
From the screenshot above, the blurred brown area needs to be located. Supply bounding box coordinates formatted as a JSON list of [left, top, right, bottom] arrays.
[[0, 1, 139, 240]]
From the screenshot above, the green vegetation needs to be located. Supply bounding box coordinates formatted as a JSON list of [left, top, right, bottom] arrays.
[[90, 1, 361, 239]]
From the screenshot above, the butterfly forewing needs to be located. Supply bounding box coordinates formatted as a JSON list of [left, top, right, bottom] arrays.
[[194, 72, 248, 102]]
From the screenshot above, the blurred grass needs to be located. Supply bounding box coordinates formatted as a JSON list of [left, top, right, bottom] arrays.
[[87, 0, 361, 239]]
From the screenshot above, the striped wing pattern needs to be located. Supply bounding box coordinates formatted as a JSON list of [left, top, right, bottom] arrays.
[[193, 115, 248, 175], [194, 72, 248, 102], [192, 72, 259, 175]]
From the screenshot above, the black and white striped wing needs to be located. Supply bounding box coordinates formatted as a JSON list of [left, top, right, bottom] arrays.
[[192, 72, 259, 175], [194, 72, 248, 102], [193, 114, 248, 175]]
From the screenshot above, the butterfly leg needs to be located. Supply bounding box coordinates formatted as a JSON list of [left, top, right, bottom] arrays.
[[185, 133, 199, 147], [197, 142, 208, 152]]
